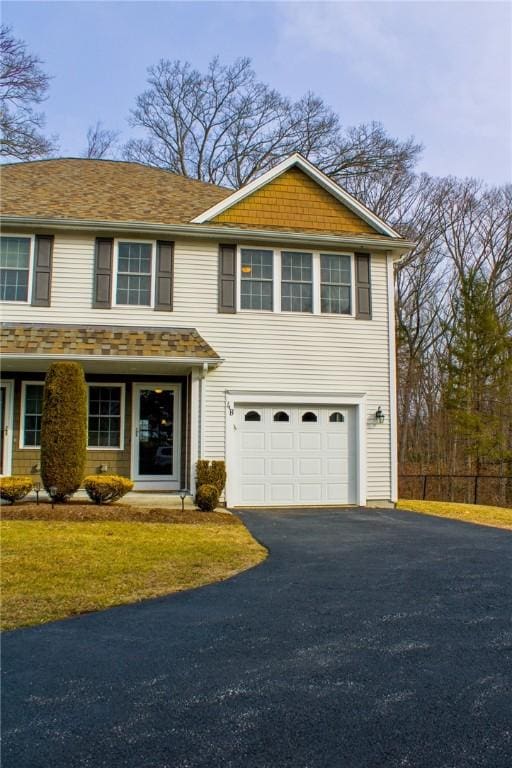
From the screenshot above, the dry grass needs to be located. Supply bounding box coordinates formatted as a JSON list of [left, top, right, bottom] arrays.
[[1, 510, 266, 631], [397, 499, 512, 530]]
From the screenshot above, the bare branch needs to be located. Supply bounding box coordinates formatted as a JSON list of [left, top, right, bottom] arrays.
[[0, 24, 57, 159]]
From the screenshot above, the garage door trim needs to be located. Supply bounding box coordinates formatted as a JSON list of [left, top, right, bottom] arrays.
[[225, 391, 367, 507]]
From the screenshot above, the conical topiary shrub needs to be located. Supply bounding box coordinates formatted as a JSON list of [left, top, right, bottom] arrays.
[[40, 361, 87, 501]]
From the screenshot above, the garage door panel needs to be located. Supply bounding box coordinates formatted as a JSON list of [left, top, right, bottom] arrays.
[[326, 483, 348, 501], [299, 458, 322, 475], [241, 484, 266, 503], [298, 484, 322, 502], [270, 458, 294, 476], [270, 484, 295, 502], [326, 458, 345, 475], [241, 432, 265, 450], [299, 432, 321, 450], [270, 432, 294, 450], [326, 433, 348, 450], [241, 457, 265, 476]]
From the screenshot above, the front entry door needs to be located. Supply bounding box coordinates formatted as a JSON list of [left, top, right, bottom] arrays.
[[132, 384, 181, 489]]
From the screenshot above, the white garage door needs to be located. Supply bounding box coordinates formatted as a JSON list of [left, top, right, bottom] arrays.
[[233, 404, 357, 506]]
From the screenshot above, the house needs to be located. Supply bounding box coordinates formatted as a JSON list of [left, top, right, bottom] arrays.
[[0, 153, 413, 507]]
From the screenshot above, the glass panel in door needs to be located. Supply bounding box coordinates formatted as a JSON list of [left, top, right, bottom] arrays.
[[137, 389, 174, 476]]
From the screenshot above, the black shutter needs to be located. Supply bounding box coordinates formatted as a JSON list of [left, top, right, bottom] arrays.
[[93, 238, 113, 308], [154, 240, 174, 311], [355, 253, 372, 320], [31, 235, 53, 306], [218, 244, 236, 313]]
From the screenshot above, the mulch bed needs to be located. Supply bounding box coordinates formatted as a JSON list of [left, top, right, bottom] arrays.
[[0, 503, 239, 525]]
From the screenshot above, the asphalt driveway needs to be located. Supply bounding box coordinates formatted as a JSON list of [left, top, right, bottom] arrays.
[[2, 507, 512, 768]]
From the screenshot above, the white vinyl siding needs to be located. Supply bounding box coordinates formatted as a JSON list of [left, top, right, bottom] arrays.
[[2, 232, 394, 501]]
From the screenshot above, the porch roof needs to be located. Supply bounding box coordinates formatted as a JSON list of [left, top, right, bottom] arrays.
[[0, 323, 222, 365]]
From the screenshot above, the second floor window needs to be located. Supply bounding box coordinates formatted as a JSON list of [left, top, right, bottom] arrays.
[[321, 254, 351, 314], [241, 249, 273, 310], [0, 236, 31, 302], [116, 242, 152, 306], [281, 252, 313, 312]]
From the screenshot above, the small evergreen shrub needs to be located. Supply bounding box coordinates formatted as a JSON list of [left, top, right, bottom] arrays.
[[0, 476, 33, 504], [195, 460, 226, 495], [84, 475, 134, 505], [196, 459, 210, 489], [210, 461, 227, 495], [40, 362, 87, 501], [195, 483, 220, 512]]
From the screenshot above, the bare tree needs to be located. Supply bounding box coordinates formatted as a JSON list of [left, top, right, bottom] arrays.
[[0, 24, 57, 160], [124, 56, 420, 188], [83, 121, 119, 159]]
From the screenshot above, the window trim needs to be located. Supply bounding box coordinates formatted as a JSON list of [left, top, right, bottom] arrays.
[[112, 238, 156, 309], [19, 380, 44, 449], [0, 234, 35, 305], [236, 245, 356, 317], [87, 383, 126, 451]]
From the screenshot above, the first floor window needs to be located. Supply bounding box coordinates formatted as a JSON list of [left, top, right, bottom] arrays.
[[116, 242, 152, 306], [22, 383, 43, 447], [281, 252, 313, 312], [88, 386, 122, 448], [1, 236, 31, 302], [321, 254, 351, 314], [240, 249, 273, 310]]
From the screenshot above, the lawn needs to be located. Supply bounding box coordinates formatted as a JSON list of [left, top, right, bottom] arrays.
[[1, 507, 267, 631], [397, 499, 512, 530]]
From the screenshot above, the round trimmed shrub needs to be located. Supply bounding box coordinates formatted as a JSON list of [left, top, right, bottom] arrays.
[[0, 476, 33, 504], [40, 362, 87, 501], [84, 475, 134, 505], [196, 483, 219, 512]]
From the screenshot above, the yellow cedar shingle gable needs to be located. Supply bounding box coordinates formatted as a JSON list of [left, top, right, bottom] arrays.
[[211, 167, 378, 236]]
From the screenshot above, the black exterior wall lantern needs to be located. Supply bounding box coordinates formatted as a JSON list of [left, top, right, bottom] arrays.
[[375, 407, 385, 424]]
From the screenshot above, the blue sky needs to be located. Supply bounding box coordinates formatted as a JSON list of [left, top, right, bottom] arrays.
[[3, 1, 511, 184]]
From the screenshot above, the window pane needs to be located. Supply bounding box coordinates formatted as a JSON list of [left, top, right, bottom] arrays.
[[241, 249, 273, 311], [0, 237, 30, 269], [321, 284, 351, 314], [281, 282, 313, 312], [281, 252, 312, 282], [321, 254, 350, 284], [88, 387, 122, 448], [23, 384, 44, 447]]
